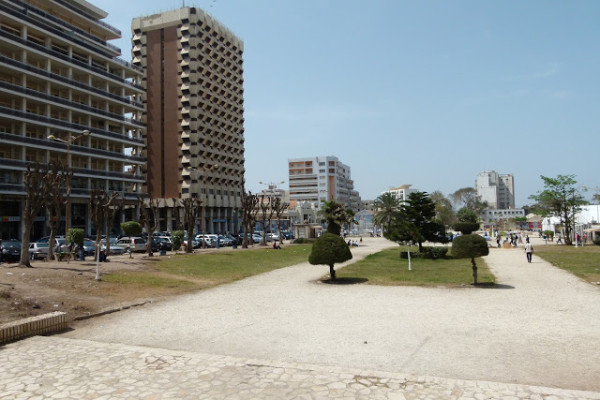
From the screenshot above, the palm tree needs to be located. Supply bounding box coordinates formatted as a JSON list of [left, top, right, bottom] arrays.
[[320, 200, 351, 235], [373, 192, 402, 234]]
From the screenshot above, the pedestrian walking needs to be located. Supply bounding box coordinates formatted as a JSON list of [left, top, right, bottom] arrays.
[[524, 242, 533, 263]]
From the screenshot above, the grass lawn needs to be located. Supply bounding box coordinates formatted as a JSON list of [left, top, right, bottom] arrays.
[[103, 244, 313, 294], [336, 247, 495, 287], [533, 244, 600, 283]]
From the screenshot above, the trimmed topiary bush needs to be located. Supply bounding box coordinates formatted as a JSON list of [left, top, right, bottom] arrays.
[[420, 246, 449, 259], [294, 238, 317, 244], [451, 234, 489, 284], [171, 230, 184, 252], [308, 232, 352, 280], [121, 221, 142, 237], [453, 222, 480, 235]]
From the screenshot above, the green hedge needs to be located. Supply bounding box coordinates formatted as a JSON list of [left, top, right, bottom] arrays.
[[400, 247, 448, 259], [294, 238, 317, 244]]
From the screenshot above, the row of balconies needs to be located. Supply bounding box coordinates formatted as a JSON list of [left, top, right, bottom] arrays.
[[0, 55, 143, 109], [0, 81, 143, 128], [0, 29, 143, 91], [0, 109, 143, 145]]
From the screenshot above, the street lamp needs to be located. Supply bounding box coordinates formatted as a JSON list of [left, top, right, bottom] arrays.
[[48, 130, 90, 246]]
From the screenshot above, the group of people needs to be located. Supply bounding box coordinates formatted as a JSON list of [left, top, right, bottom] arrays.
[[346, 237, 363, 247]]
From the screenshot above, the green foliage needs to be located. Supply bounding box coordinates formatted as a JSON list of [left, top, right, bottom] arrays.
[[451, 234, 489, 259], [514, 216, 527, 222], [543, 230, 554, 239], [337, 248, 495, 287], [420, 246, 449, 259], [171, 230, 184, 251], [320, 200, 354, 235], [66, 228, 84, 247], [430, 191, 456, 227], [529, 174, 587, 245], [385, 191, 447, 251], [293, 238, 316, 244], [453, 222, 480, 234], [309, 232, 352, 267], [456, 207, 479, 223], [373, 192, 402, 233], [399, 247, 448, 259], [121, 221, 142, 237]]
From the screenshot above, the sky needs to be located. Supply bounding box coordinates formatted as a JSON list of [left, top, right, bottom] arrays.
[[94, 0, 599, 207]]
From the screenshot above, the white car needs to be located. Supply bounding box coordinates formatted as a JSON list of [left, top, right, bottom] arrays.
[[115, 237, 146, 253]]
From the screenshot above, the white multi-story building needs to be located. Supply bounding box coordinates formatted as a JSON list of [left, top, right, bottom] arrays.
[[0, 0, 145, 240], [381, 184, 415, 203], [288, 156, 361, 211], [476, 171, 515, 209]]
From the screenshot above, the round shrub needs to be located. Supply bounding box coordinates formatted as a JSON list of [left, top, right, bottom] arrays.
[[171, 230, 184, 251], [453, 222, 480, 235], [308, 232, 352, 280], [451, 234, 489, 259]]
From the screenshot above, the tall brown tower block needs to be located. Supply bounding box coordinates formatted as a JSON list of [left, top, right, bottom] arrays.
[[132, 7, 245, 233]]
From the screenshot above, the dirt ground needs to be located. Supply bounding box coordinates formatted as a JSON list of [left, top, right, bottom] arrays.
[[0, 252, 183, 325]]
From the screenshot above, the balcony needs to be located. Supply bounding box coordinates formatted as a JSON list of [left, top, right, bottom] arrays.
[[0, 55, 143, 108]]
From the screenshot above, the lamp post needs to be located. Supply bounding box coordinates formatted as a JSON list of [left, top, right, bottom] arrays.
[[48, 130, 90, 246]]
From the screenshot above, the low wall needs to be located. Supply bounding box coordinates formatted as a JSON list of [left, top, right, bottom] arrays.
[[0, 311, 68, 344]]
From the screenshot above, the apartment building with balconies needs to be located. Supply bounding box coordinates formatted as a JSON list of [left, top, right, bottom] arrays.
[[288, 156, 361, 211], [0, 0, 145, 239], [131, 7, 245, 234]]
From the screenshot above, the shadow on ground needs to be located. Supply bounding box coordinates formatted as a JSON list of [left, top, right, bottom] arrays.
[[471, 282, 515, 289], [320, 277, 369, 285]]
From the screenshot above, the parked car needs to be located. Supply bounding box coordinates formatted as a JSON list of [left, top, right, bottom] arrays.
[[100, 238, 125, 255], [194, 235, 214, 248], [267, 233, 280, 242], [151, 237, 173, 252], [28, 242, 50, 260], [115, 237, 146, 253], [251, 233, 263, 243], [1, 239, 21, 262], [82, 239, 96, 256]]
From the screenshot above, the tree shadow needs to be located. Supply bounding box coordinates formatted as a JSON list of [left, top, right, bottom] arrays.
[[471, 282, 515, 289], [321, 277, 369, 285]]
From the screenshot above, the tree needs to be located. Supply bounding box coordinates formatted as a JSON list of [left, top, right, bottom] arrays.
[[430, 191, 456, 227], [451, 234, 489, 285], [182, 197, 201, 253], [240, 191, 259, 248], [453, 207, 480, 234], [139, 197, 160, 256], [258, 195, 273, 246], [308, 232, 352, 281], [89, 189, 119, 266], [45, 162, 69, 261], [66, 228, 85, 260], [373, 192, 402, 234], [320, 200, 352, 236], [386, 191, 447, 252], [272, 197, 289, 245], [19, 163, 56, 267], [529, 175, 587, 246], [452, 187, 488, 215]]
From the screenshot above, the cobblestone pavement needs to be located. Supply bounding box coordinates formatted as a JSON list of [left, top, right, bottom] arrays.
[[2, 336, 599, 400]]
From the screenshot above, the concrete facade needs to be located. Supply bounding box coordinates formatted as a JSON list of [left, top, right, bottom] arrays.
[[132, 7, 245, 234], [382, 184, 415, 203], [0, 0, 145, 240], [476, 171, 515, 209], [288, 156, 361, 211]]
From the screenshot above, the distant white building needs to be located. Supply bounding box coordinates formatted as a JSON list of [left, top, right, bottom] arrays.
[[382, 184, 415, 203], [482, 208, 525, 222], [288, 156, 361, 211], [476, 171, 515, 209]]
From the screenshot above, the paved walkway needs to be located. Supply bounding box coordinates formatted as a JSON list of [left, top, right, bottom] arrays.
[[1, 237, 600, 399], [1, 335, 599, 399]]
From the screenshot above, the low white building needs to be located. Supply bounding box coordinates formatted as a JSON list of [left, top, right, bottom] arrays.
[[481, 208, 525, 222]]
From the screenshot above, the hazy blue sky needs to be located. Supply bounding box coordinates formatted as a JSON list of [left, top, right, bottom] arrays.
[[96, 0, 599, 207]]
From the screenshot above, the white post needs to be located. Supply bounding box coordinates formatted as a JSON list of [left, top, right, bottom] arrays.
[[95, 242, 100, 281], [407, 242, 412, 271]]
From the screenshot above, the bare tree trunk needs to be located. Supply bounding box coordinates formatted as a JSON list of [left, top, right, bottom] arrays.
[[329, 264, 336, 281], [471, 257, 478, 285]]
